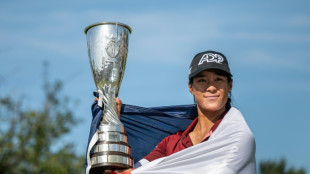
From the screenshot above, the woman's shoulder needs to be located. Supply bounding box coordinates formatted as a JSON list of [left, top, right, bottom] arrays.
[[227, 107, 253, 132], [165, 131, 183, 139], [212, 107, 255, 140], [158, 130, 184, 145]]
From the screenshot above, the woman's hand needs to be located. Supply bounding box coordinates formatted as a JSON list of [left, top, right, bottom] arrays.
[[115, 97, 122, 119], [114, 168, 134, 174]]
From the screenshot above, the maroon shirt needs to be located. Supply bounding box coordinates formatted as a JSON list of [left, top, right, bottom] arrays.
[[144, 112, 226, 162]]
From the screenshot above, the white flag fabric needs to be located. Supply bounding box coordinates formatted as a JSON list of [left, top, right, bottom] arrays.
[[132, 107, 256, 174]]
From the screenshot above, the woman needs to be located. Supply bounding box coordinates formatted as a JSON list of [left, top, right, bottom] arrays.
[[98, 50, 256, 174], [132, 50, 235, 167]]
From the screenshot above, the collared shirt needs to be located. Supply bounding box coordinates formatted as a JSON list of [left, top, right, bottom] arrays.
[[144, 111, 226, 162]]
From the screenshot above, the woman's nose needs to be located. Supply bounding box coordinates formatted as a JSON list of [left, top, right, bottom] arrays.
[[206, 83, 217, 93]]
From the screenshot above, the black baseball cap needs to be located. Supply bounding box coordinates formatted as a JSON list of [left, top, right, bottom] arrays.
[[188, 50, 232, 80]]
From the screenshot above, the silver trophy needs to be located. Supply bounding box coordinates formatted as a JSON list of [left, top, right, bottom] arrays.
[[84, 22, 133, 173]]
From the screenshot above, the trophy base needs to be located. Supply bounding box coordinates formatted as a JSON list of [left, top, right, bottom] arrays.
[[90, 124, 133, 173]]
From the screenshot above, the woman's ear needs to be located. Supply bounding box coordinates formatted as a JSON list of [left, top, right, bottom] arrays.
[[229, 80, 233, 92], [189, 83, 193, 94]]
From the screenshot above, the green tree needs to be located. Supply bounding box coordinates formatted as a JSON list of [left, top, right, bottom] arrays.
[[0, 67, 84, 173], [260, 158, 306, 174]]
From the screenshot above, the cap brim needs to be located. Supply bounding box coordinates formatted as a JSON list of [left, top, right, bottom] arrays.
[[189, 67, 232, 79]]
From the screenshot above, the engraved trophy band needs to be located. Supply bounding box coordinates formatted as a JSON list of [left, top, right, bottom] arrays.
[[85, 22, 133, 173]]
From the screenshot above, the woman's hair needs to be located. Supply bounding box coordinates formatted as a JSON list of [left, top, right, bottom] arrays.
[[189, 69, 233, 105]]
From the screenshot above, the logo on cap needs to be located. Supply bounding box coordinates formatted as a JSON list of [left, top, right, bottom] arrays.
[[198, 53, 224, 65]]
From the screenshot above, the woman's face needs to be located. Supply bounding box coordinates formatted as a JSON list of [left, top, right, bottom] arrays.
[[189, 69, 232, 114]]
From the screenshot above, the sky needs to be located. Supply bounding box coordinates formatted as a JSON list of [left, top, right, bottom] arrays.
[[1, 0, 310, 172]]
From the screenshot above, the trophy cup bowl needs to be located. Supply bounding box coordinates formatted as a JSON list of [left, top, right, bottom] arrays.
[[85, 22, 133, 173]]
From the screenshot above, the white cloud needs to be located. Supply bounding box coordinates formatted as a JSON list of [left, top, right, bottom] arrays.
[[289, 14, 310, 27], [229, 32, 310, 43], [235, 50, 310, 73]]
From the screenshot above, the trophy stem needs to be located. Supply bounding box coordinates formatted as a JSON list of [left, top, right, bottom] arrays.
[[100, 91, 122, 125]]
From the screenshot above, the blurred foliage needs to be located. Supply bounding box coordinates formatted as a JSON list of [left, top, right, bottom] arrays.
[[260, 158, 306, 174], [0, 64, 84, 174]]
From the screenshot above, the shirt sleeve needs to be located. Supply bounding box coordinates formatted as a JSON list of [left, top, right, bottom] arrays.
[[143, 136, 168, 162]]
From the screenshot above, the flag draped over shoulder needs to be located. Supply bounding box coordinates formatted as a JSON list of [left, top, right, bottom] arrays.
[[131, 107, 256, 174], [85, 100, 256, 174]]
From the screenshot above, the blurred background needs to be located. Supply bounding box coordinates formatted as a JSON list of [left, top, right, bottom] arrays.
[[0, 0, 309, 173]]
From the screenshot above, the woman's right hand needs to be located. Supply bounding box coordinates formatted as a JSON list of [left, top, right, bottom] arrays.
[[115, 97, 122, 119]]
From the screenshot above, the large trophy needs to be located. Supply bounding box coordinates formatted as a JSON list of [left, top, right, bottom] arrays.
[[84, 22, 133, 173]]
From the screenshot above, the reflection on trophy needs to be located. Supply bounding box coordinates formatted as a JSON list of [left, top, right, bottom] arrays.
[[84, 22, 133, 173]]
